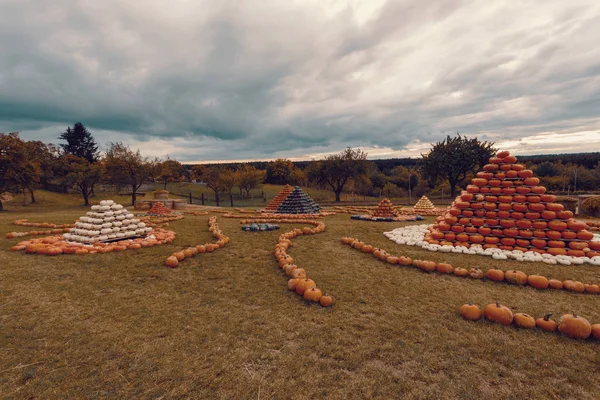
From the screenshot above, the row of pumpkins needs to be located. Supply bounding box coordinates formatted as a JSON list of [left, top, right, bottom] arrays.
[[164, 216, 229, 268], [428, 151, 600, 256], [461, 302, 600, 340], [13, 219, 74, 228], [341, 238, 600, 295], [223, 213, 324, 220], [10, 228, 175, 255], [6, 218, 74, 238], [272, 219, 333, 307]]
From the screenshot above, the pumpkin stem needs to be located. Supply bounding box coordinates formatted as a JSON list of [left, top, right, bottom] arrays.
[[495, 302, 501, 308], [468, 301, 473, 306], [543, 313, 552, 321], [573, 312, 578, 318]]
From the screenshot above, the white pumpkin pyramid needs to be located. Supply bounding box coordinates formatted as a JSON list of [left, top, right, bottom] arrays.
[[414, 195, 435, 210], [63, 199, 152, 244]]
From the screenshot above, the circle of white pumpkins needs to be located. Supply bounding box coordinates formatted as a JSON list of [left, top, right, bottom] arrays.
[[383, 224, 600, 266]]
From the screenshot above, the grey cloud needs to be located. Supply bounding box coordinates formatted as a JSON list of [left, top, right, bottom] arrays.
[[1, 0, 600, 161]]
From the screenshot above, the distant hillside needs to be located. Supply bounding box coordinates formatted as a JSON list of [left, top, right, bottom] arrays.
[[187, 152, 600, 170]]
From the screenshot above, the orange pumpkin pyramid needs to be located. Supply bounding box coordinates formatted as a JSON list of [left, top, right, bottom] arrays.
[[371, 198, 398, 218], [263, 184, 294, 212], [426, 151, 600, 257], [147, 201, 172, 215]]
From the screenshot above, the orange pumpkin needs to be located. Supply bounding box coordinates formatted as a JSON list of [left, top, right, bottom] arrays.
[[536, 314, 557, 332], [460, 302, 482, 321], [513, 313, 536, 329], [527, 275, 549, 289], [548, 279, 563, 290], [484, 302, 513, 325], [304, 287, 323, 302], [558, 313, 592, 339], [165, 256, 179, 268], [504, 270, 527, 285], [295, 278, 316, 295], [563, 280, 585, 293], [319, 294, 334, 307], [486, 268, 505, 282]]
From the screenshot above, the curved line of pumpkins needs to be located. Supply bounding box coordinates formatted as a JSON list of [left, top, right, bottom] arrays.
[[341, 237, 600, 295], [255, 218, 333, 307], [9, 228, 176, 255], [222, 213, 325, 220], [164, 216, 229, 268], [5, 215, 184, 240], [461, 302, 600, 341]]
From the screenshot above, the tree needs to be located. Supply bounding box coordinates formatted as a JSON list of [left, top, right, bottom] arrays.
[[57, 155, 103, 206], [158, 159, 185, 189], [308, 147, 369, 202], [266, 159, 295, 184], [199, 166, 235, 206], [235, 165, 265, 197], [23, 140, 57, 203], [535, 161, 560, 177], [58, 122, 99, 163], [0, 132, 43, 208], [103, 142, 151, 205], [421, 134, 495, 198]]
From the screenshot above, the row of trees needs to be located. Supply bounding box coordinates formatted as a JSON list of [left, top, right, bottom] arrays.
[[0, 124, 270, 208], [2, 125, 599, 210]]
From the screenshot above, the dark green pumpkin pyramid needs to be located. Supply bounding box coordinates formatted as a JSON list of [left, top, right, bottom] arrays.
[[275, 186, 321, 214]]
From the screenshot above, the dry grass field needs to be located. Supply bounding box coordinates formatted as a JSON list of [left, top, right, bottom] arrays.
[[1, 192, 600, 399]]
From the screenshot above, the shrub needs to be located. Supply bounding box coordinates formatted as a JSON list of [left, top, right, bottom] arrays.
[[581, 196, 600, 216]]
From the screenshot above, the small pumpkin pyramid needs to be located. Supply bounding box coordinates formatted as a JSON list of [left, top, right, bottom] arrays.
[[414, 195, 435, 211], [426, 151, 600, 257], [275, 186, 321, 214], [64, 200, 152, 245], [147, 201, 172, 216], [264, 184, 294, 212], [371, 198, 398, 218]]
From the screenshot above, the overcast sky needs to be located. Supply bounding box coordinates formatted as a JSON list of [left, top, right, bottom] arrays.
[[2, 0, 600, 162]]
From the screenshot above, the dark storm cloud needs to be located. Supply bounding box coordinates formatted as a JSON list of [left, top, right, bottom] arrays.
[[1, 0, 600, 161]]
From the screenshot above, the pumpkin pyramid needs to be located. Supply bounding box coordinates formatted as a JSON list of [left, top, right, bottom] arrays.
[[63, 200, 152, 245], [274, 186, 321, 214], [264, 184, 294, 212], [371, 198, 398, 218], [147, 201, 172, 216], [414, 195, 435, 211], [426, 151, 600, 257]]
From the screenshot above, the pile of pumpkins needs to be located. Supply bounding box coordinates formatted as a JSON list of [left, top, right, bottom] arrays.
[[263, 184, 294, 213], [272, 220, 332, 306], [413, 195, 435, 211], [147, 201, 175, 216], [427, 150, 600, 258], [371, 198, 399, 218], [341, 237, 600, 295], [461, 302, 600, 341], [10, 228, 176, 255], [164, 216, 229, 268]]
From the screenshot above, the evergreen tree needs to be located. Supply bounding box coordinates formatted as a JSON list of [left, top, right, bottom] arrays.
[[59, 122, 99, 163]]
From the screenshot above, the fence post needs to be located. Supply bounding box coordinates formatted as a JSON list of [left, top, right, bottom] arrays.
[[189, 192, 192, 204], [230, 194, 233, 207], [201, 192, 205, 205]]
